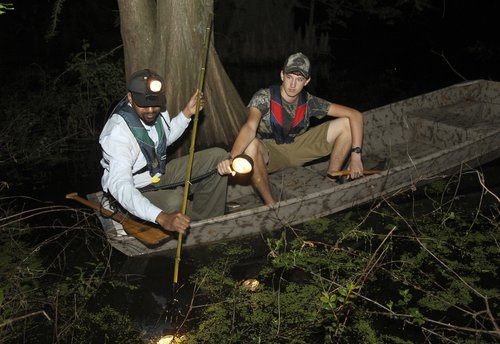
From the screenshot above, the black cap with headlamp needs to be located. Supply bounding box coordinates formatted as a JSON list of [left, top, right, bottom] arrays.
[[127, 69, 166, 111]]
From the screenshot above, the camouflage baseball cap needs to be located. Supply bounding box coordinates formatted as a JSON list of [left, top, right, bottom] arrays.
[[283, 52, 310, 78]]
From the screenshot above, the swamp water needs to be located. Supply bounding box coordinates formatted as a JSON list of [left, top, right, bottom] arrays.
[[110, 158, 499, 341]]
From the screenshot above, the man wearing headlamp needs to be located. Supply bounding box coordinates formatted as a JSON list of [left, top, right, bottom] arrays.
[[100, 69, 228, 234]]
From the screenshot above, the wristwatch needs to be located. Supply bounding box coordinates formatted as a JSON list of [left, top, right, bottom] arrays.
[[351, 147, 362, 154]]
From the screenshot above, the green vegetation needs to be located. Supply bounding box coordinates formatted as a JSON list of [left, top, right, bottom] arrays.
[[2, 167, 497, 342], [0, 43, 124, 191], [176, 176, 499, 343], [0, 3, 13, 15], [0, 45, 139, 343], [0, 201, 143, 343]]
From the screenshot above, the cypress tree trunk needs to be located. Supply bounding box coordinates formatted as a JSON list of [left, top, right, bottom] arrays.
[[117, 0, 246, 153]]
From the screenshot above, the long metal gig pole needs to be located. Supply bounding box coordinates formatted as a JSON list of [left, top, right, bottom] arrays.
[[172, 13, 213, 295]]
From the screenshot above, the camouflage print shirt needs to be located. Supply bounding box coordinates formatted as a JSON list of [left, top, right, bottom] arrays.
[[247, 87, 331, 141]]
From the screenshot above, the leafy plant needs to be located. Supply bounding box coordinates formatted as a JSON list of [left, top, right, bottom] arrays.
[[0, 43, 124, 190], [72, 305, 143, 344], [176, 173, 499, 343], [0, 3, 13, 15], [0, 197, 141, 343]]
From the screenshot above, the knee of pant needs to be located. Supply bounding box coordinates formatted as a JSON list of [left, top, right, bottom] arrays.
[[150, 189, 184, 213], [205, 147, 228, 160], [169, 192, 184, 211]]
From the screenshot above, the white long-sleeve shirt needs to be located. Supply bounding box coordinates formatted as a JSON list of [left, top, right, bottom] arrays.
[[100, 107, 191, 223]]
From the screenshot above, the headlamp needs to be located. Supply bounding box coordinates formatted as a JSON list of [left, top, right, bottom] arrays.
[[148, 78, 163, 93]]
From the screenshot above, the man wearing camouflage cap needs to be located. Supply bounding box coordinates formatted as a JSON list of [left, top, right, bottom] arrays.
[[100, 69, 228, 234], [218, 52, 364, 205]]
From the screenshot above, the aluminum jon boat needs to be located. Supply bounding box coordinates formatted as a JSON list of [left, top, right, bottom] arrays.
[[83, 79, 500, 257]]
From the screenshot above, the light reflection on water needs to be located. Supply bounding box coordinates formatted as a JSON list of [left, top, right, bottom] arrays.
[[118, 238, 270, 341]]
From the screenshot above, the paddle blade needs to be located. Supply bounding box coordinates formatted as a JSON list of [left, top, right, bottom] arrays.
[[66, 192, 171, 247]]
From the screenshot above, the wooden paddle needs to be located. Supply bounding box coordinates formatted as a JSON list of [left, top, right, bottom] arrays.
[[65, 192, 170, 247], [327, 169, 384, 177]]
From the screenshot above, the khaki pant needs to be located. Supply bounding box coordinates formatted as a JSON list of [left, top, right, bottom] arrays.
[[143, 147, 228, 221], [263, 122, 333, 173]]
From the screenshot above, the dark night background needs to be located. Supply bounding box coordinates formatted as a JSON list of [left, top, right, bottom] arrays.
[[0, 0, 498, 201], [1, 1, 499, 97], [0, 0, 498, 210], [0, 1, 499, 342]]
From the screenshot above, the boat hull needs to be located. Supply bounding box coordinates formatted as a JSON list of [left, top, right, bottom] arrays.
[[88, 80, 500, 257]]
